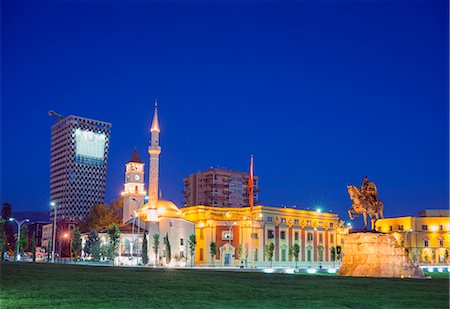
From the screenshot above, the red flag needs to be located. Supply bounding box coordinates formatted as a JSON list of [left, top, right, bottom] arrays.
[[248, 155, 254, 212]]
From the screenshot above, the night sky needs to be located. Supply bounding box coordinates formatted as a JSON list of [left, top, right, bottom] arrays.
[[1, 0, 448, 221]]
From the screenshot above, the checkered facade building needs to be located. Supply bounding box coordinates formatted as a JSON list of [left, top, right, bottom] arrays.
[[50, 115, 111, 222]]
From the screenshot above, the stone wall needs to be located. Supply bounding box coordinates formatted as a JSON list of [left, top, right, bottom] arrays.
[[338, 232, 426, 278]]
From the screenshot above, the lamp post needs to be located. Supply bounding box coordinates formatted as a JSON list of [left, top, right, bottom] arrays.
[[50, 202, 57, 263], [9, 218, 29, 262], [63, 232, 71, 262]]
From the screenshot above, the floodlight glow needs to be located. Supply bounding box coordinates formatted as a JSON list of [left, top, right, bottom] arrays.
[[306, 268, 317, 274], [437, 267, 443, 273], [427, 267, 433, 272], [8, 218, 14, 222], [147, 209, 158, 222], [74, 129, 106, 160], [347, 223, 352, 227], [50, 202, 55, 206], [263, 268, 274, 273], [285, 268, 295, 274], [327, 268, 337, 274], [316, 208, 321, 213]]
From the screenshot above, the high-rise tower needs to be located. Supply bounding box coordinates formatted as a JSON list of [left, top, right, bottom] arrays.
[[49, 115, 111, 222], [148, 100, 161, 214], [121, 149, 147, 223]]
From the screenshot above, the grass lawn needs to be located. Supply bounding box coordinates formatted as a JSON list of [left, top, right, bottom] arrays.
[[1, 263, 448, 308]]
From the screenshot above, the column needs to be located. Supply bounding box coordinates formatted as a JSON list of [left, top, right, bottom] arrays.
[[313, 229, 318, 262], [301, 227, 305, 262], [275, 226, 279, 262]]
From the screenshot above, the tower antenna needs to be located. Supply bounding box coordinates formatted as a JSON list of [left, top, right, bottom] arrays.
[[48, 110, 64, 121]]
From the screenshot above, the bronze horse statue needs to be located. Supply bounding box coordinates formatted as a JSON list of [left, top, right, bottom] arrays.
[[347, 184, 384, 230]]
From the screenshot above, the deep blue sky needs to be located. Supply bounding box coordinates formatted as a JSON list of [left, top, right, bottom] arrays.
[[1, 0, 448, 220]]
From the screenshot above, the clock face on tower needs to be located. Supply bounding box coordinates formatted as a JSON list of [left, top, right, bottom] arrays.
[[134, 174, 140, 181]]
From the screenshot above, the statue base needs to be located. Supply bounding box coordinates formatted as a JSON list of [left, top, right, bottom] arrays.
[[338, 232, 427, 279]]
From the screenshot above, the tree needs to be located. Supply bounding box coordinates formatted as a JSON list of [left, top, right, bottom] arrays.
[[210, 241, 217, 267], [330, 246, 336, 268], [164, 233, 171, 265], [237, 244, 248, 268], [18, 226, 28, 254], [92, 239, 101, 261], [47, 239, 51, 262], [293, 244, 300, 268], [142, 233, 148, 265], [288, 246, 294, 263], [81, 203, 121, 232], [188, 234, 196, 268], [152, 233, 160, 266], [107, 224, 121, 263], [0, 219, 7, 261], [100, 243, 111, 261], [264, 242, 275, 268], [336, 246, 342, 265], [71, 229, 82, 260], [84, 230, 99, 256], [31, 232, 36, 262], [2, 203, 14, 252], [237, 244, 243, 261]]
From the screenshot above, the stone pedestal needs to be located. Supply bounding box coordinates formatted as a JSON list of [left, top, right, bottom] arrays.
[[338, 232, 426, 278]]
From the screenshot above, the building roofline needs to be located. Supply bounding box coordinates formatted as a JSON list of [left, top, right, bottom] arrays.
[[53, 115, 112, 127]]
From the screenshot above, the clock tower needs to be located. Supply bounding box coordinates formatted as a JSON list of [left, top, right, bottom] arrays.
[[121, 149, 147, 223]]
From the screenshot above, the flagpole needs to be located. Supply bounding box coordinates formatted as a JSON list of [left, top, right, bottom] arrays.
[[249, 155, 255, 271]]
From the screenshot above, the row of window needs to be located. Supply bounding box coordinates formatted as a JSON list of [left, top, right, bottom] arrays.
[[267, 230, 334, 243], [389, 224, 445, 231], [266, 216, 333, 228]]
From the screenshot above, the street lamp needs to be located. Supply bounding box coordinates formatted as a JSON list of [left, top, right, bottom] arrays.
[[50, 202, 58, 263], [63, 232, 72, 262], [9, 218, 30, 262]]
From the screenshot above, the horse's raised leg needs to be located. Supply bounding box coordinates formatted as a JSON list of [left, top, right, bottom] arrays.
[[348, 209, 354, 220]]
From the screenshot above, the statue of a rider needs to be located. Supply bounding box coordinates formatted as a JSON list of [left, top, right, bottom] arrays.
[[347, 176, 385, 230], [361, 176, 378, 205]]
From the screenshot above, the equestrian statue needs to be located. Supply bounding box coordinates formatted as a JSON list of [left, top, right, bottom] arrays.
[[347, 176, 384, 230]]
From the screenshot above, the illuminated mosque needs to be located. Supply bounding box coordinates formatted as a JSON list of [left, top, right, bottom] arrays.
[[118, 101, 194, 266]]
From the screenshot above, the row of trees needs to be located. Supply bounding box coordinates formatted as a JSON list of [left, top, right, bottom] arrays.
[[83, 225, 120, 261], [206, 241, 343, 268]]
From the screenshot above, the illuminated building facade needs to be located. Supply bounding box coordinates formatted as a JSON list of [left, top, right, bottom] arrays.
[[181, 205, 341, 267], [131, 103, 195, 266], [183, 168, 260, 208], [121, 149, 147, 223], [50, 115, 111, 222], [375, 209, 450, 264]]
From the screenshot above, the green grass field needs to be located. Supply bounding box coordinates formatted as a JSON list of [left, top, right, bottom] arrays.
[[1, 263, 448, 308]]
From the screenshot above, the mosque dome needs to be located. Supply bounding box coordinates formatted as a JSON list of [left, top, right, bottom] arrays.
[[138, 199, 181, 221], [156, 199, 181, 218]]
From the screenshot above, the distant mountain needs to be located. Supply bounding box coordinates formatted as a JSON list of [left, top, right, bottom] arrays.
[[12, 211, 50, 223]]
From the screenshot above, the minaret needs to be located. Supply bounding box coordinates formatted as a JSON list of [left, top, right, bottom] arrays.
[[148, 99, 161, 214]]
